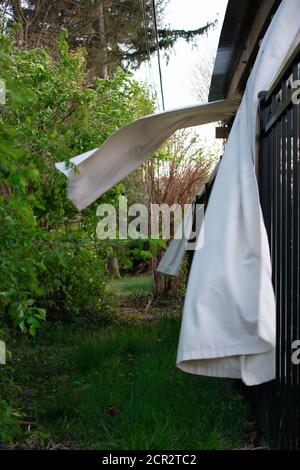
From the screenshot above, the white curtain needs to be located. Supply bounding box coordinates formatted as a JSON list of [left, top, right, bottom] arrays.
[[176, 0, 299, 385], [156, 202, 194, 277], [157, 163, 219, 276], [56, 98, 239, 210]]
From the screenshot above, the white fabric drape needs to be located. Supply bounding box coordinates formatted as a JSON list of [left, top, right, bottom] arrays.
[[156, 203, 194, 277], [176, 0, 300, 385], [157, 163, 219, 277], [55, 99, 239, 210]]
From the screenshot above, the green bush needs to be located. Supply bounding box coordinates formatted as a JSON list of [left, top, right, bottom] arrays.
[[0, 399, 25, 446], [0, 31, 154, 334], [39, 230, 114, 324]]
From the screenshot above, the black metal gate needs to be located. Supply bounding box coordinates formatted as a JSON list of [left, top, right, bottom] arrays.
[[258, 45, 300, 449]]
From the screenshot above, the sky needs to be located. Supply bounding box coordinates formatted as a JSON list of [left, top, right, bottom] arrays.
[[134, 0, 228, 150], [134, 0, 228, 111]]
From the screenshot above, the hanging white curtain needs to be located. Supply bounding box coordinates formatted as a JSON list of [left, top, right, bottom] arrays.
[[176, 0, 299, 385], [157, 163, 219, 276], [156, 202, 194, 277]]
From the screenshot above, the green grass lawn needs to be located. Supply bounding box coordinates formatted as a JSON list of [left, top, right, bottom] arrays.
[[8, 314, 251, 449], [107, 274, 153, 296]]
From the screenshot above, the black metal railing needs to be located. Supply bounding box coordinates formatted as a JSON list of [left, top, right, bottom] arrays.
[[258, 45, 300, 449], [188, 46, 300, 448]]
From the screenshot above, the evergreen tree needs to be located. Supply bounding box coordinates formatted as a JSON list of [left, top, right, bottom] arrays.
[[0, 0, 214, 77]]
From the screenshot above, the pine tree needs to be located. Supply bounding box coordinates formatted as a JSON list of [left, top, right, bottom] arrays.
[[0, 0, 214, 77]]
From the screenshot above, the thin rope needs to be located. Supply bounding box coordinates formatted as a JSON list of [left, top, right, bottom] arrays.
[[151, 0, 165, 110], [140, 0, 160, 110]]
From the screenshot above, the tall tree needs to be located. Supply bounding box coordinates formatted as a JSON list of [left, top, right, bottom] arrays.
[[0, 0, 215, 77]]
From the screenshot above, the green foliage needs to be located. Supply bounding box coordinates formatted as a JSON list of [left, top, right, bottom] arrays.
[[0, 32, 154, 334], [0, 33, 153, 445], [1, 32, 154, 227], [39, 230, 113, 324], [0, 41, 46, 335], [0, 1, 214, 76], [0, 400, 25, 446], [109, 238, 153, 273]]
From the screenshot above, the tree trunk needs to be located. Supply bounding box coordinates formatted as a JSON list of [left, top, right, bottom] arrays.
[[108, 256, 121, 279], [95, 1, 108, 78]]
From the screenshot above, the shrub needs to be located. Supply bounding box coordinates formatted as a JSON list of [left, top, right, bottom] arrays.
[[0, 399, 25, 446], [39, 230, 114, 324], [0, 31, 153, 334]]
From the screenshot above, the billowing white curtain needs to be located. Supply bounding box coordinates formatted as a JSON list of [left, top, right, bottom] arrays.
[[55, 98, 239, 211]]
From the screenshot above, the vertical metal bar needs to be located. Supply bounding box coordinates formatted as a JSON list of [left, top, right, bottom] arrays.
[[271, 91, 281, 448], [269, 117, 279, 448], [285, 101, 293, 449], [257, 91, 276, 447], [258, 53, 300, 450], [292, 60, 300, 450], [272, 91, 283, 448], [274, 90, 284, 447], [291, 60, 297, 450], [281, 71, 289, 448]]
